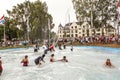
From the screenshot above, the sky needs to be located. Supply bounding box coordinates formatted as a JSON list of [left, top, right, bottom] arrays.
[[0, 0, 77, 32]]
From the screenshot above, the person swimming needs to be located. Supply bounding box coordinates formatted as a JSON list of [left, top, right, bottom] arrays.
[[105, 58, 115, 68], [58, 56, 68, 62], [34, 54, 45, 65], [21, 55, 29, 66]]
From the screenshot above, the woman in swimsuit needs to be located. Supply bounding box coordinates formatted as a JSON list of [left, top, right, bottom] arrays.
[[21, 55, 29, 66], [50, 54, 55, 62]]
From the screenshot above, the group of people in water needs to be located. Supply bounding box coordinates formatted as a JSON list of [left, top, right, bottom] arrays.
[[21, 43, 115, 68], [21, 43, 68, 67], [20, 54, 114, 68], [0, 43, 116, 76]]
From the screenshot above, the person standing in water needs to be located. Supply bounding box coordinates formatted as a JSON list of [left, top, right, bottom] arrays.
[[58, 42, 62, 50], [33, 43, 39, 52], [49, 44, 55, 52], [63, 42, 66, 49], [71, 45, 73, 51], [21, 55, 29, 66], [0, 57, 3, 76], [70, 40, 73, 51]]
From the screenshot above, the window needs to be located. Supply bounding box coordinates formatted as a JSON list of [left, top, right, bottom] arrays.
[[67, 30, 70, 33], [71, 34, 73, 37], [67, 35, 70, 37], [96, 33, 100, 35], [82, 34, 84, 36], [75, 26, 77, 28], [83, 26, 85, 28], [82, 30, 85, 33], [75, 34, 78, 37], [75, 30, 77, 33], [71, 26, 73, 29]]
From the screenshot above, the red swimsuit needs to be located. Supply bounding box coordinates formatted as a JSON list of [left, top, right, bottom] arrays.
[[0, 60, 2, 70], [23, 60, 28, 66], [50, 57, 54, 62]]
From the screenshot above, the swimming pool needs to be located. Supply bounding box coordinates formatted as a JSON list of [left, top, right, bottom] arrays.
[[0, 46, 120, 80]]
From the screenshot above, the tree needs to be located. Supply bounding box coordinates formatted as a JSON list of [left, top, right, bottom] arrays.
[[0, 17, 23, 41], [95, 0, 117, 35], [7, 0, 54, 41], [72, 0, 91, 21], [72, 0, 117, 36]]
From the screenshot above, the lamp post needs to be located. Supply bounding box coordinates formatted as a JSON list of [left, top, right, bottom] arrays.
[[90, 0, 95, 36], [27, 1, 30, 42], [3, 23, 6, 46]]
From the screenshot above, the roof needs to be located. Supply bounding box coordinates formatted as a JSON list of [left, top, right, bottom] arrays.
[[64, 22, 83, 27], [58, 24, 63, 27], [65, 23, 72, 27], [64, 27, 70, 30], [76, 22, 83, 25]]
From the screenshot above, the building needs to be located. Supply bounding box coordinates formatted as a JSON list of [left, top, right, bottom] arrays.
[[57, 21, 116, 38]]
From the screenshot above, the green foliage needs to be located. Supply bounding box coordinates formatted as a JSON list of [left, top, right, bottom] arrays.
[[7, 0, 53, 41], [0, 25, 4, 40], [0, 17, 22, 41], [72, 0, 117, 30]]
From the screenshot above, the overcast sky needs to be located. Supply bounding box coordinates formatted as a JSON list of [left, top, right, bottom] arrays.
[[0, 0, 77, 32]]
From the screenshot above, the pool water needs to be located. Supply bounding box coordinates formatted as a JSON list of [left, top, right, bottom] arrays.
[[0, 46, 120, 80]]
